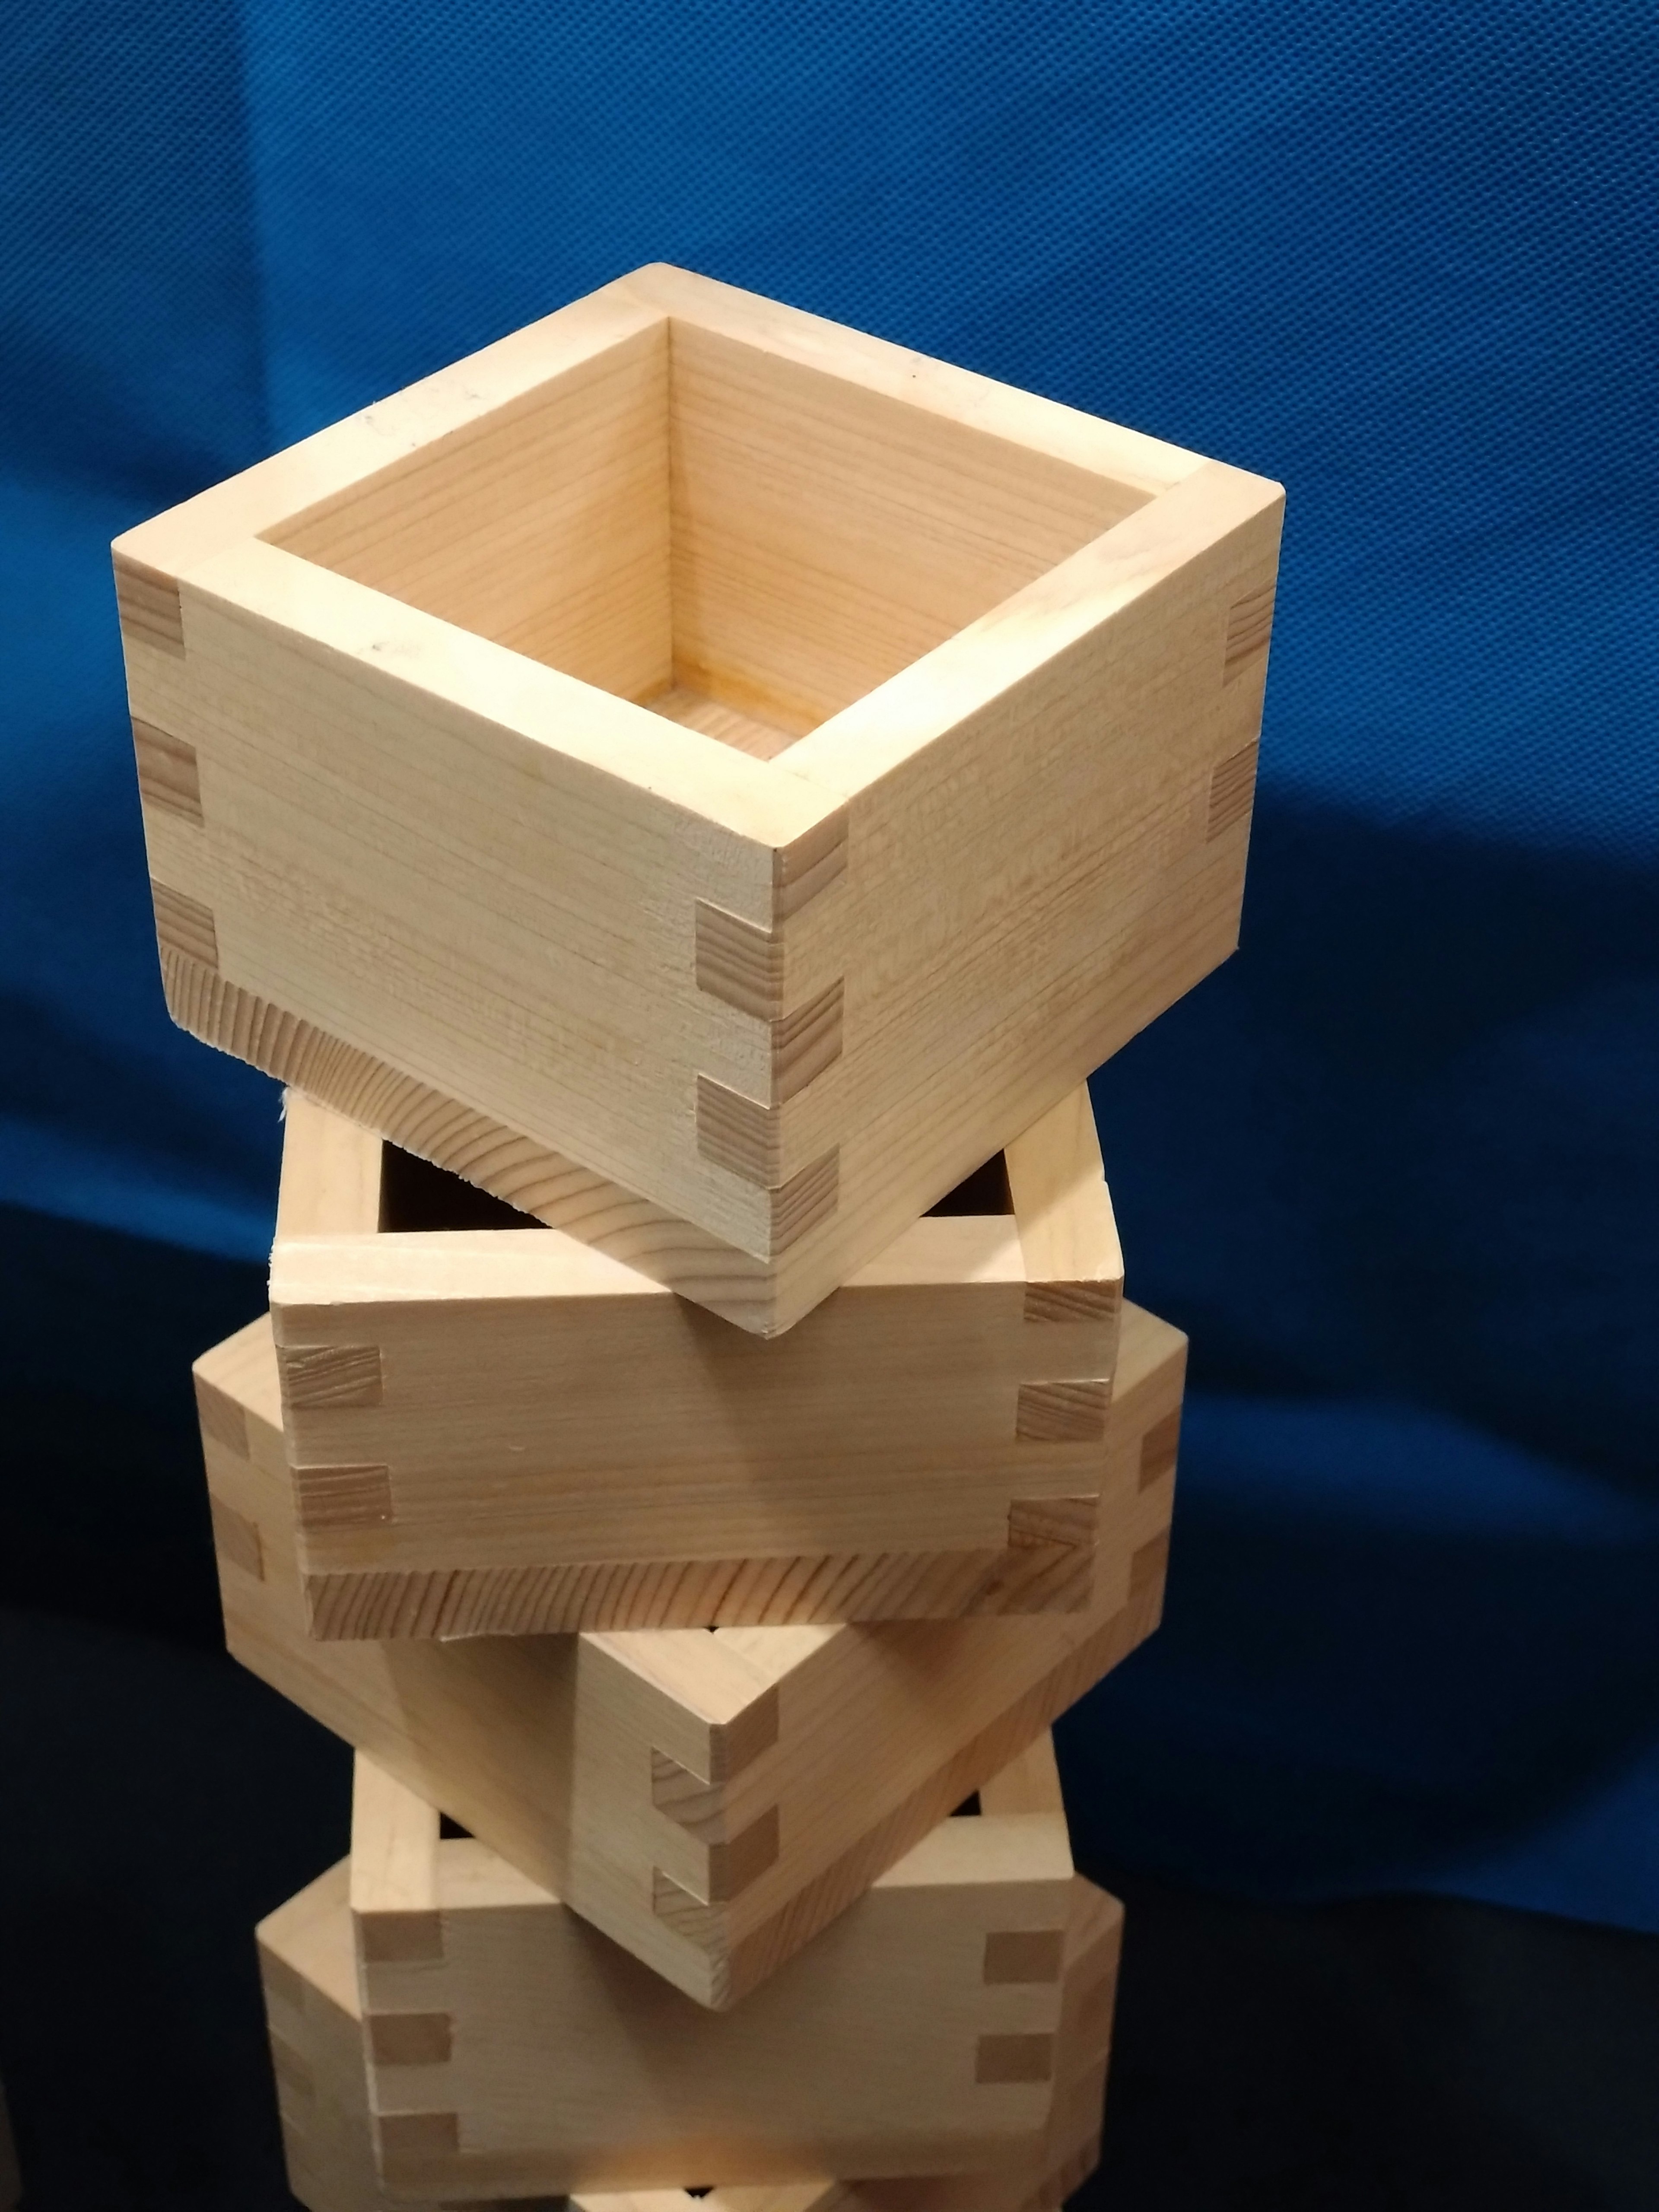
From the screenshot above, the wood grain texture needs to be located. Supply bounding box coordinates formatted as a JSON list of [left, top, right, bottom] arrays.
[[132, 718, 203, 823], [200, 1300, 1181, 2008], [1004, 1498, 1095, 1554], [1005, 1089, 1122, 1325], [301, 1537, 1110, 1643], [259, 1862, 1119, 2212], [841, 1877, 1122, 2212], [293, 1463, 394, 1534], [338, 1741, 1069, 2194], [696, 1075, 790, 1186], [1014, 1383, 1109, 1445], [150, 880, 217, 969], [208, 1493, 264, 1581], [1139, 1409, 1182, 1490], [114, 553, 185, 655], [270, 318, 673, 704], [278, 1342, 384, 1408], [664, 313, 1148, 733], [770, 978, 845, 1103], [269, 1090, 1122, 1635], [1207, 740, 1259, 839], [1223, 581, 1276, 681], [194, 1369, 249, 1456], [650, 683, 798, 761], [163, 953, 817, 1332], [696, 900, 789, 1020], [118, 262, 1280, 1334]]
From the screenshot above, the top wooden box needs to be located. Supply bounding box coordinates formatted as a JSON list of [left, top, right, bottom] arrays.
[[116, 263, 1281, 1334]]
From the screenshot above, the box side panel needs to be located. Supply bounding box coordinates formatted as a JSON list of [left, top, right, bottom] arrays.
[[362, 1859, 1064, 2195], [667, 322, 1147, 735], [759, 468, 1281, 1308], [276, 1266, 1105, 1570], [133, 532, 842, 1264]]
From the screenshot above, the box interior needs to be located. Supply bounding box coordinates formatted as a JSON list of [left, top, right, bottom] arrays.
[[378, 1138, 1012, 1235], [266, 318, 1152, 758]]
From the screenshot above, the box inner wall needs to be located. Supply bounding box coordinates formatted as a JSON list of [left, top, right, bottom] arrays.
[[266, 318, 1147, 760], [378, 1139, 1014, 1233]]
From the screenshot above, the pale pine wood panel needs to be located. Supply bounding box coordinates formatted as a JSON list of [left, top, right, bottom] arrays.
[[270, 321, 672, 703], [667, 319, 1147, 733]]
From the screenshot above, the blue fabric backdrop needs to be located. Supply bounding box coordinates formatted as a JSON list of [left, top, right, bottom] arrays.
[[3, 1, 1655, 1930]]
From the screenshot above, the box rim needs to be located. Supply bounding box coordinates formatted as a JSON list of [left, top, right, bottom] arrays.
[[114, 263, 1279, 833]]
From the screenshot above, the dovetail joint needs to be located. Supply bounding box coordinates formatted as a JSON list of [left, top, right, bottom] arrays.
[[1015, 1380, 1110, 1444], [208, 1494, 264, 1581], [375, 2110, 461, 2158], [983, 1929, 1067, 1985], [133, 720, 203, 823], [358, 1910, 443, 1965], [293, 1462, 394, 1533], [368, 2012, 453, 2066], [151, 879, 219, 970], [278, 1341, 385, 1410], [1139, 1409, 1182, 1489], [1223, 581, 1275, 681], [975, 2033, 1056, 2085], [1207, 741, 1259, 839]]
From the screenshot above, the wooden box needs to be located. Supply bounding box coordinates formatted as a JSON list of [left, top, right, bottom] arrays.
[[120, 261, 1282, 1336], [271, 1084, 1122, 1639], [198, 1300, 1179, 2008], [260, 1792, 1121, 2212], [342, 1736, 1066, 2194]]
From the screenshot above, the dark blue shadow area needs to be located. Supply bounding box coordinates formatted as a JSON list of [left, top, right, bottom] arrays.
[[1060, 1391, 1659, 1922], [0, 1202, 265, 1647], [1092, 796, 1659, 1486]]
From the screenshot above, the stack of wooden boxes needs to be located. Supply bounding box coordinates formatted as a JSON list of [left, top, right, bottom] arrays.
[[115, 266, 1280, 2210]]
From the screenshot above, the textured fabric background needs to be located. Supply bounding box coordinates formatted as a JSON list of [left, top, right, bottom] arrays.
[[3, 2, 1656, 1930]]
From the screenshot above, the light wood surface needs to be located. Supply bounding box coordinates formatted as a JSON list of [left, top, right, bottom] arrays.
[[259, 1844, 1119, 2212], [837, 1875, 1122, 2212], [269, 1087, 1120, 1637], [340, 1741, 1068, 2194], [120, 262, 1281, 1335], [199, 1299, 1180, 2007]]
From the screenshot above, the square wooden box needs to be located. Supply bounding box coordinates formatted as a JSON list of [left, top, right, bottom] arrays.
[[198, 1300, 1179, 2008], [341, 1736, 1065, 2195], [272, 1083, 1122, 1639], [120, 261, 1281, 1335], [260, 1787, 1121, 2212]]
